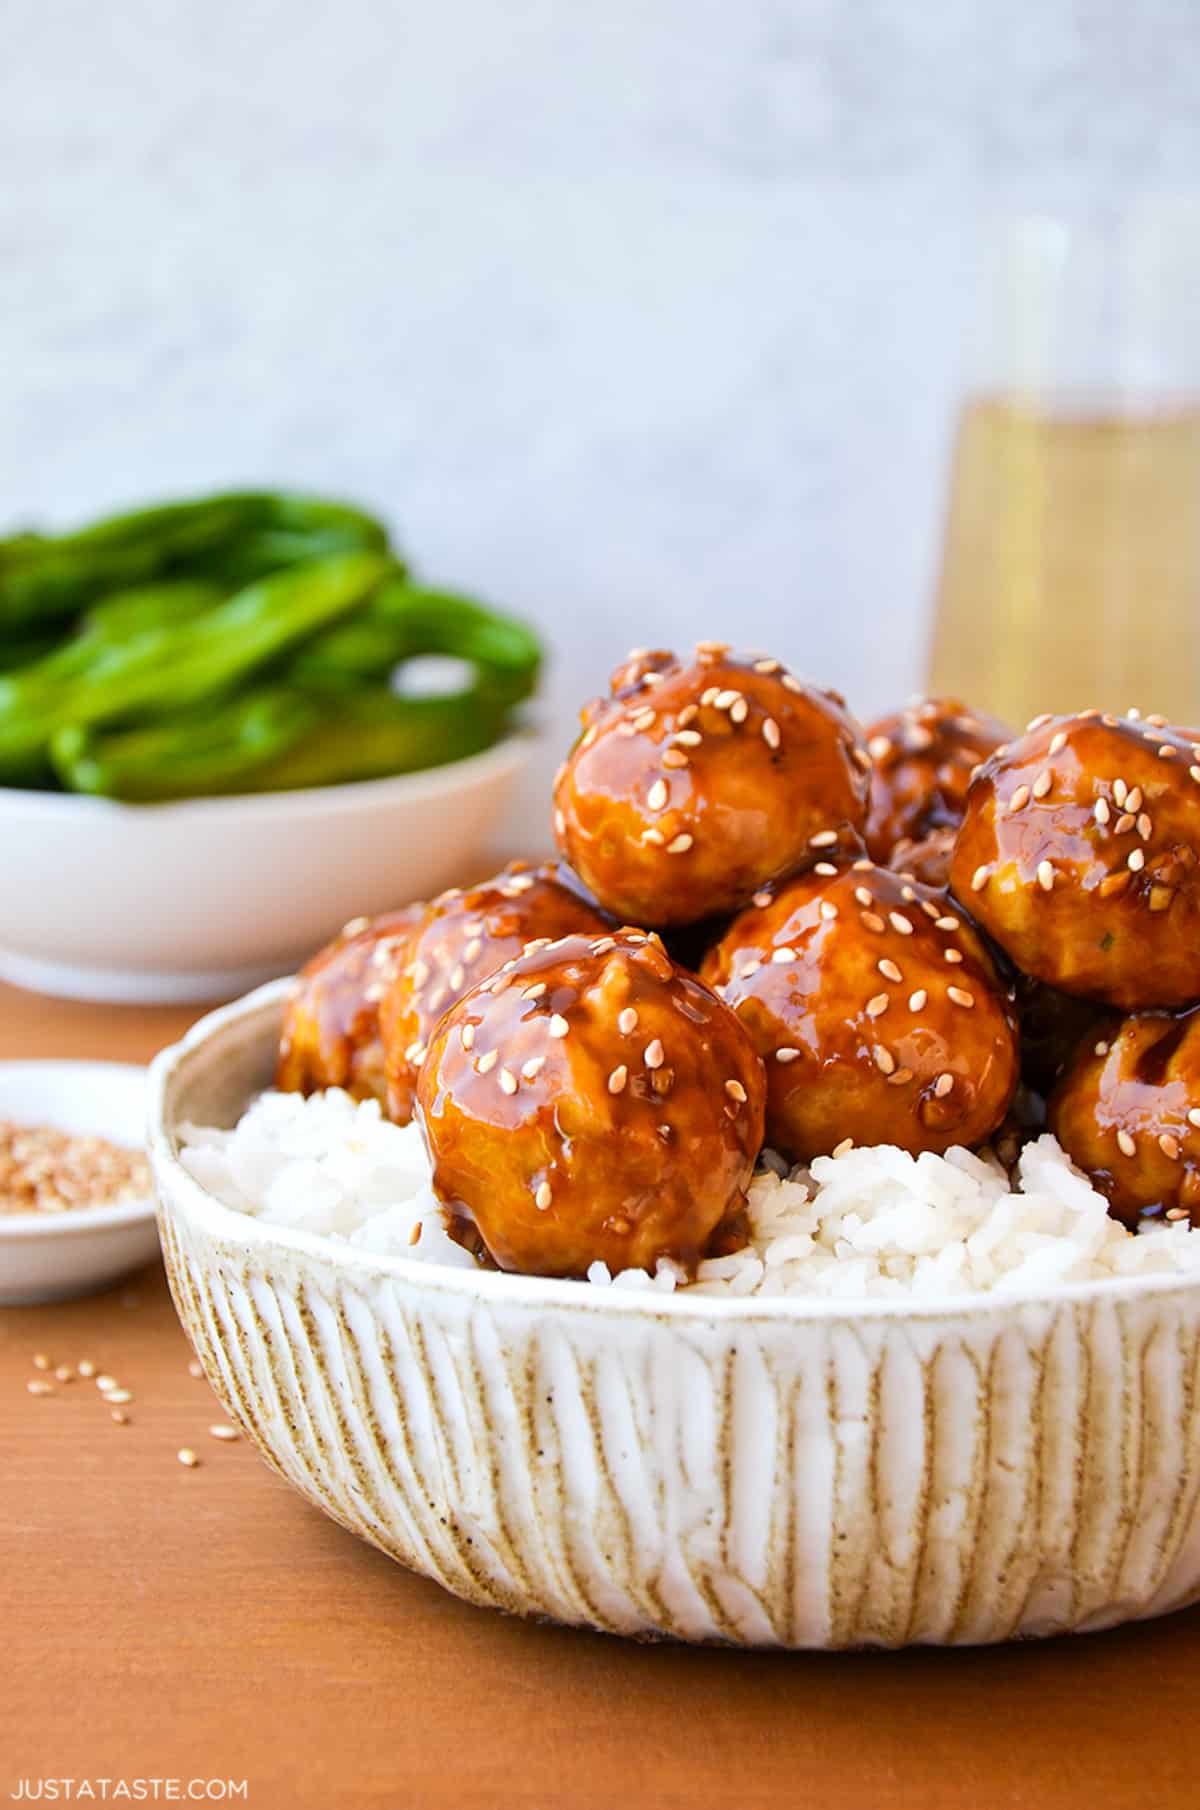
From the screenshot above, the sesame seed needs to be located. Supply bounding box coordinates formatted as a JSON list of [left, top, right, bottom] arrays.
[[753, 889, 773, 908], [889, 912, 914, 936], [714, 689, 740, 710], [522, 983, 547, 1001], [662, 748, 689, 769], [776, 1048, 801, 1063], [855, 886, 873, 907], [177, 1448, 200, 1468], [909, 989, 928, 1011], [700, 687, 720, 707], [730, 698, 749, 724], [618, 1007, 639, 1034], [608, 1065, 628, 1094], [819, 901, 838, 921], [866, 993, 890, 1018], [1099, 871, 1132, 897], [477, 1050, 498, 1073], [549, 1014, 569, 1038], [631, 707, 656, 730], [54, 1365, 74, 1383], [647, 779, 668, 811], [771, 946, 797, 963], [1115, 812, 1135, 834], [814, 861, 838, 876], [642, 671, 664, 687], [1128, 848, 1146, 872], [1159, 745, 1177, 759], [32, 1352, 50, 1371], [887, 1068, 914, 1087], [725, 1079, 748, 1103], [971, 866, 990, 893], [879, 959, 903, 982], [832, 1137, 855, 1158], [1026, 713, 1053, 731], [1094, 798, 1110, 825], [861, 911, 886, 933], [1094, 1041, 1109, 1056], [810, 829, 839, 848], [463, 938, 482, 964], [26, 1380, 55, 1396], [1191, 766, 1200, 784], [934, 1072, 955, 1098], [644, 1039, 665, 1069], [448, 964, 465, 990], [1117, 1130, 1137, 1158], [188, 1359, 203, 1379], [868, 735, 892, 760], [1188, 1109, 1200, 1129], [95, 1374, 118, 1392], [919, 900, 941, 920], [852, 857, 873, 871], [947, 987, 975, 1008], [1167, 1207, 1190, 1221], [554, 809, 566, 837], [404, 1040, 427, 1065], [1137, 813, 1152, 840], [762, 717, 781, 750], [104, 1388, 133, 1405], [900, 885, 917, 902], [935, 915, 959, 932], [535, 1182, 554, 1210], [1033, 771, 1053, 799], [1037, 860, 1055, 892], [1125, 786, 1143, 811], [781, 674, 805, 694], [1008, 784, 1031, 813], [1160, 1134, 1182, 1161], [676, 729, 702, 747], [521, 1056, 546, 1080], [754, 657, 781, 674], [944, 948, 964, 964], [1048, 732, 1067, 755], [667, 833, 694, 854], [499, 1068, 518, 1095], [208, 1423, 239, 1441], [110, 1409, 129, 1424], [643, 828, 665, 846], [77, 1359, 95, 1379], [461, 1023, 476, 1051], [873, 1046, 896, 1075], [1114, 779, 1128, 806]]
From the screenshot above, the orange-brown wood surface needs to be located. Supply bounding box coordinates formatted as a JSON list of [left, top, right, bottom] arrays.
[[3, 975, 1200, 1809]]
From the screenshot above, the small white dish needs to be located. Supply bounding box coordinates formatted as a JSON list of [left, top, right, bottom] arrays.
[[0, 733, 532, 1003], [0, 1060, 158, 1304]]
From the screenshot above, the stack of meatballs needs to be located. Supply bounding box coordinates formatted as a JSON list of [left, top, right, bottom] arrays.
[[278, 643, 1200, 1277]]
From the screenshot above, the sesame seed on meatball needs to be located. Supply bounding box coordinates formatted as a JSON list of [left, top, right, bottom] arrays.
[[864, 696, 1011, 865], [277, 904, 424, 1105]]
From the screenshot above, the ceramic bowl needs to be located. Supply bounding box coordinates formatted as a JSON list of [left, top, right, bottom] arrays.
[[0, 734, 531, 1004], [148, 982, 1200, 1648], [0, 1060, 158, 1304]]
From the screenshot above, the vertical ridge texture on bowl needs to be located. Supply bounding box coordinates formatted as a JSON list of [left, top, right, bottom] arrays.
[[152, 988, 1200, 1648]]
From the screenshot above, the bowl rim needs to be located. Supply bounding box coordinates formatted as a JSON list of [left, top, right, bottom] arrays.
[[0, 729, 533, 824], [0, 1057, 157, 1238], [148, 979, 1200, 1325]]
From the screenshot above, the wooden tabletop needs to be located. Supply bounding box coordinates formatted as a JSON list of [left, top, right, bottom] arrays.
[[3, 976, 1200, 1809]]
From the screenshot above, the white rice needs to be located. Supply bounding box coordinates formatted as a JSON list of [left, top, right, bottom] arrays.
[[178, 1088, 1200, 1300]]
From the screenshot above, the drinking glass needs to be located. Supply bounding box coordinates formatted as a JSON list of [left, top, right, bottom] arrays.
[[928, 204, 1200, 728]]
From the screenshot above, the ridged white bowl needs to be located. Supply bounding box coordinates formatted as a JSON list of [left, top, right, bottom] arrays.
[[149, 982, 1200, 1647]]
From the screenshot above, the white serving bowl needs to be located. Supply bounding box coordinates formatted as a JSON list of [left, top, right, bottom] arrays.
[[0, 735, 531, 1003], [0, 1059, 158, 1304], [149, 982, 1200, 1648]]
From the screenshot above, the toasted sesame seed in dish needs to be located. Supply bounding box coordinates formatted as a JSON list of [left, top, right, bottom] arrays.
[[0, 1060, 158, 1304]]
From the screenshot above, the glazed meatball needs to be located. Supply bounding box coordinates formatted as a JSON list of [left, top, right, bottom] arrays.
[[1049, 1007, 1200, 1225], [379, 863, 611, 1124], [864, 697, 1011, 865], [700, 859, 1018, 1160], [277, 905, 422, 1104], [552, 644, 870, 927], [416, 928, 767, 1278], [950, 711, 1200, 1008]]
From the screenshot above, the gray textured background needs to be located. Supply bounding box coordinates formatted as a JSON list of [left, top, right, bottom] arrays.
[[4, 0, 1199, 823]]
